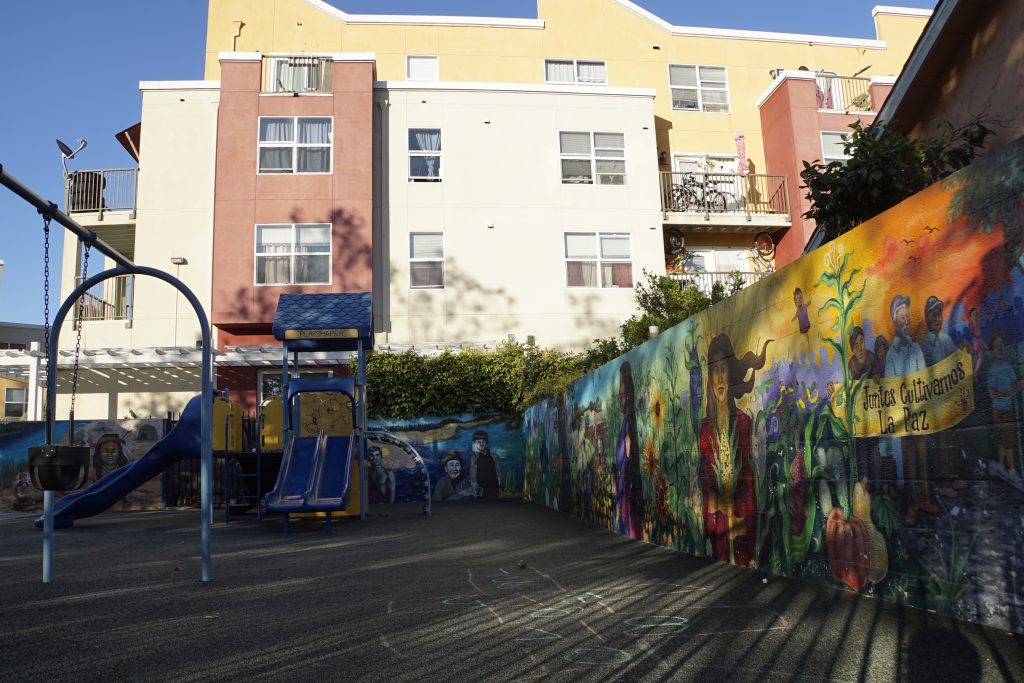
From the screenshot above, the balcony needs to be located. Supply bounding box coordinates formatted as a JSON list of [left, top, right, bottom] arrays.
[[64, 168, 137, 219], [667, 270, 766, 294], [74, 274, 134, 324], [660, 172, 790, 230], [815, 75, 873, 113], [263, 56, 332, 94]]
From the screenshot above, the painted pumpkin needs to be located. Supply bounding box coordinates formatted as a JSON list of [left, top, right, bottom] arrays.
[[788, 449, 810, 536], [826, 507, 870, 591], [852, 480, 888, 584]]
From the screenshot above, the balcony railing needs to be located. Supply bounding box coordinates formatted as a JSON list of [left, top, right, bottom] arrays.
[[815, 75, 872, 112], [667, 270, 765, 294], [64, 168, 138, 215], [660, 172, 789, 217], [74, 274, 134, 323], [263, 56, 332, 93]]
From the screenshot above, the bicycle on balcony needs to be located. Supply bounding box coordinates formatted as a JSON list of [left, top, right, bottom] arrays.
[[669, 173, 734, 213]]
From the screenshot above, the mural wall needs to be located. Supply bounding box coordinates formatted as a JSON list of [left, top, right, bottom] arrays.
[[0, 419, 166, 514], [523, 138, 1024, 633], [368, 414, 524, 504]]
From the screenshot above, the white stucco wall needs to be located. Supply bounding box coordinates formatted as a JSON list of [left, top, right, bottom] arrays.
[[374, 83, 662, 350]]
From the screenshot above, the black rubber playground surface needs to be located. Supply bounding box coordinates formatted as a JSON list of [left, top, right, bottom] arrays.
[[1, 502, 1022, 682]]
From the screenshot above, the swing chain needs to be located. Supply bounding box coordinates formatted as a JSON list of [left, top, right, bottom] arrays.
[[69, 242, 91, 417], [41, 215, 51, 361]]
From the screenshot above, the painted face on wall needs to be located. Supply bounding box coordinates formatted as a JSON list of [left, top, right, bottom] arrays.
[[711, 355, 729, 405], [473, 437, 487, 453], [992, 334, 1006, 361], [926, 304, 944, 334], [445, 458, 462, 479], [793, 290, 804, 308], [99, 441, 121, 466], [852, 333, 867, 363], [893, 304, 911, 340]]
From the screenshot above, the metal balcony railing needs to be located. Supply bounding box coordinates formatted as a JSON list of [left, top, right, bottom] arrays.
[[263, 56, 332, 93], [815, 75, 873, 112], [73, 274, 134, 323], [667, 270, 764, 294], [64, 168, 138, 215], [660, 172, 789, 217]]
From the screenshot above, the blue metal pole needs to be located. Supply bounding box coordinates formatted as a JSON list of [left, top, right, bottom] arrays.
[[358, 340, 367, 520], [44, 266, 214, 582]]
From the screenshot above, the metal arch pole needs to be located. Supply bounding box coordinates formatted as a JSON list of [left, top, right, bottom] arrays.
[[44, 266, 214, 583], [358, 340, 367, 520]]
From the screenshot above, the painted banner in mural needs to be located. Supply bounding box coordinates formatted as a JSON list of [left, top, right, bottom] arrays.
[[0, 419, 166, 514], [523, 137, 1024, 633], [833, 348, 975, 437], [368, 414, 523, 504]]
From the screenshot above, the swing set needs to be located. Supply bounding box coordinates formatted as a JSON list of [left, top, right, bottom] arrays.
[[0, 162, 216, 584]]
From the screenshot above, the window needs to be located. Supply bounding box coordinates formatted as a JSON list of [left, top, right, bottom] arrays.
[[255, 224, 331, 285], [545, 59, 607, 85], [259, 370, 332, 405], [669, 64, 730, 112], [559, 132, 626, 185], [407, 55, 439, 80], [409, 129, 442, 181], [821, 132, 852, 166], [565, 232, 632, 288], [4, 387, 27, 420], [258, 117, 332, 174], [409, 232, 444, 288], [267, 56, 332, 93], [674, 154, 737, 175]]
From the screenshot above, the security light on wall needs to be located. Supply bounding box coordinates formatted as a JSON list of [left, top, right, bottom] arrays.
[[170, 257, 188, 265]]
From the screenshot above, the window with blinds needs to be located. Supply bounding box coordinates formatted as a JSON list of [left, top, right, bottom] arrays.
[[258, 117, 333, 174], [4, 387, 27, 419], [545, 59, 607, 85], [565, 232, 632, 288], [669, 64, 730, 113], [255, 223, 331, 285], [409, 129, 443, 181], [560, 132, 626, 185], [820, 132, 851, 166], [267, 56, 332, 93], [410, 232, 445, 288], [407, 55, 439, 81]]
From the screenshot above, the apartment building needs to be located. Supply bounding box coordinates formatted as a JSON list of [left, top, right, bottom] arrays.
[[50, 0, 929, 418]]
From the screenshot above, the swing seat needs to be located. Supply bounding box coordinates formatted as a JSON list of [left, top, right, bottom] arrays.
[[29, 445, 90, 491]]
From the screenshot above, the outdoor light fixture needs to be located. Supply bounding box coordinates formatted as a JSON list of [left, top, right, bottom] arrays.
[[170, 257, 188, 265], [56, 137, 87, 177]]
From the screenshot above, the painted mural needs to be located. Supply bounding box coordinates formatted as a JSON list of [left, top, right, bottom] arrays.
[[523, 137, 1024, 633], [0, 419, 166, 514], [368, 414, 524, 504]]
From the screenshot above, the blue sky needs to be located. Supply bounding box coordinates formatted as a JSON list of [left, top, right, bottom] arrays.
[[0, 0, 936, 325]]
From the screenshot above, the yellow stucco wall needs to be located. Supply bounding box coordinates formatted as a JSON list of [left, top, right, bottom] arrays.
[[204, 0, 928, 170]]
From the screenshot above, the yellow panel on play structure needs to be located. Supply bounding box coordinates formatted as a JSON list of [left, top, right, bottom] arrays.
[[260, 396, 284, 450], [212, 397, 244, 452], [298, 391, 353, 437]]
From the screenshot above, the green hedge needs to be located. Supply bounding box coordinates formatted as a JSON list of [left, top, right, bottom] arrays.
[[366, 341, 615, 419]]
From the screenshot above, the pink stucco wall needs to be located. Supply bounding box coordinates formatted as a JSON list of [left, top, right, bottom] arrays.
[[211, 58, 374, 338]]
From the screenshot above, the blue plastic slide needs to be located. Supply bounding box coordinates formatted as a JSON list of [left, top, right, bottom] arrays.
[[264, 431, 353, 513], [35, 396, 203, 529]]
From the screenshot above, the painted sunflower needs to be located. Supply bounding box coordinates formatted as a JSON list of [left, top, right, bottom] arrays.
[[642, 438, 659, 479], [650, 385, 668, 433], [654, 474, 671, 523]]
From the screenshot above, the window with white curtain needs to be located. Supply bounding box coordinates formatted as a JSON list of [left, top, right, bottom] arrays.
[[267, 56, 332, 93], [255, 223, 331, 285], [407, 55, 439, 80], [821, 132, 852, 166], [4, 387, 27, 419], [409, 129, 442, 181], [565, 232, 632, 288], [669, 64, 730, 112], [409, 232, 444, 288], [545, 59, 607, 85], [258, 117, 332, 174], [560, 132, 626, 185]]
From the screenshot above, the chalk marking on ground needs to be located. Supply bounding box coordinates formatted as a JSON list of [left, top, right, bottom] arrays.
[[580, 619, 605, 642]]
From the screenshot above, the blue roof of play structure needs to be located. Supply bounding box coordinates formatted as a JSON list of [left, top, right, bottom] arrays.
[[272, 292, 373, 352]]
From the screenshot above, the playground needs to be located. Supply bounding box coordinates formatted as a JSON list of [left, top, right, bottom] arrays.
[[2, 502, 1023, 682]]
